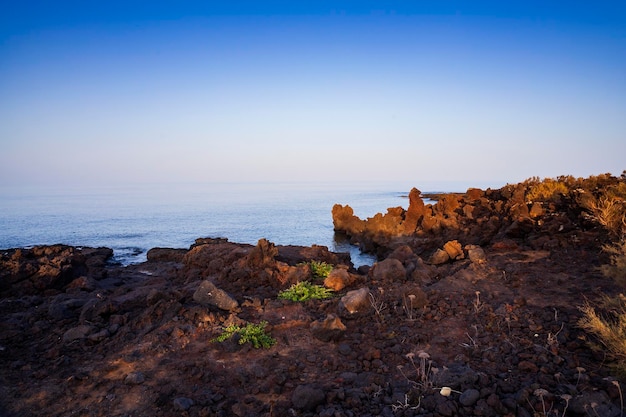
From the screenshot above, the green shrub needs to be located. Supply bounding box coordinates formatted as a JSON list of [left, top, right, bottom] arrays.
[[310, 261, 333, 279], [212, 321, 276, 349], [278, 281, 334, 302]]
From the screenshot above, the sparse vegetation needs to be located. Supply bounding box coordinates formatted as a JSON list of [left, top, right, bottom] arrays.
[[600, 240, 626, 287], [578, 295, 626, 374], [575, 173, 626, 381], [398, 350, 436, 393], [402, 293, 418, 321], [212, 321, 276, 349], [310, 260, 334, 279], [369, 288, 387, 323], [581, 194, 626, 237], [278, 281, 334, 302], [525, 177, 569, 203]]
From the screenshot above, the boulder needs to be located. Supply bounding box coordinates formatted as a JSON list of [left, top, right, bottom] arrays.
[[443, 240, 464, 260], [371, 258, 406, 282], [292, 384, 325, 411], [465, 245, 487, 264], [193, 280, 239, 311], [310, 314, 346, 342], [387, 245, 416, 264], [429, 249, 450, 265], [146, 247, 187, 263], [323, 267, 355, 291], [63, 325, 94, 343], [182, 240, 250, 279], [338, 287, 371, 316]]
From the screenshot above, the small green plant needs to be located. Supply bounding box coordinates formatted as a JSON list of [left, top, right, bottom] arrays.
[[310, 261, 334, 279], [212, 321, 276, 349], [278, 281, 334, 302]]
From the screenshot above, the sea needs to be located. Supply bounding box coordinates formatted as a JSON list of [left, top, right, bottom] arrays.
[[0, 181, 474, 267]]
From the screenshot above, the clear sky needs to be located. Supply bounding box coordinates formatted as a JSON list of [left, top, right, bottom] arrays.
[[1, 1, 625, 187]]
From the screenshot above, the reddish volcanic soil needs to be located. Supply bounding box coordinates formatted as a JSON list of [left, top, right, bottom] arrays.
[[1, 176, 625, 417]]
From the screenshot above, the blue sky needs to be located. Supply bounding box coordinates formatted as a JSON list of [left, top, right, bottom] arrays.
[[1, 1, 625, 187]]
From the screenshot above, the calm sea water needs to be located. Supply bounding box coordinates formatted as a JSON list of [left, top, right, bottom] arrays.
[[0, 181, 454, 267]]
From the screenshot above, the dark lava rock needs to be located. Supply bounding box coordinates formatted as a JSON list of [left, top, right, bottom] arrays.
[[459, 388, 480, 407], [310, 314, 347, 342], [292, 384, 325, 411], [172, 397, 194, 411], [193, 280, 239, 311]]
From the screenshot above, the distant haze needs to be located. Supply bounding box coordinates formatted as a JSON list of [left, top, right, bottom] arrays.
[[1, 2, 625, 187]]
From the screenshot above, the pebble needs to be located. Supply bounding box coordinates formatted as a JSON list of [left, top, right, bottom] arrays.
[[459, 388, 480, 407], [172, 397, 194, 411], [518, 360, 539, 373], [338, 343, 352, 356], [62, 325, 94, 343], [124, 371, 145, 385]]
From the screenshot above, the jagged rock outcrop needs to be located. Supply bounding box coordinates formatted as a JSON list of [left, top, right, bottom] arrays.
[[333, 175, 626, 261], [0, 245, 112, 296]]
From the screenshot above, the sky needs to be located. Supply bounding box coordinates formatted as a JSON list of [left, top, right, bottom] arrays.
[[1, 1, 625, 188]]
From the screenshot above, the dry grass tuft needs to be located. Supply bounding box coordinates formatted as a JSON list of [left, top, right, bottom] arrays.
[[581, 195, 626, 237], [525, 177, 569, 203], [601, 240, 626, 288], [578, 295, 626, 374]]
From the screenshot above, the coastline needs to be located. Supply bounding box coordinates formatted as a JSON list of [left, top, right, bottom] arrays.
[[1, 174, 625, 416]]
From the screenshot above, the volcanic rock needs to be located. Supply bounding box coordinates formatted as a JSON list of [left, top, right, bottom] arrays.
[[338, 287, 371, 316], [323, 267, 356, 291], [62, 324, 94, 343], [443, 240, 464, 260], [429, 248, 450, 265], [291, 384, 325, 411], [146, 247, 187, 263], [371, 258, 406, 282], [124, 371, 145, 385], [465, 244, 487, 263], [2, 173, 626, 417], [459, 389, 480, 406], [172, 397, 194, 411], [310, 314, 347, 342], [193, 280, 239, 311]]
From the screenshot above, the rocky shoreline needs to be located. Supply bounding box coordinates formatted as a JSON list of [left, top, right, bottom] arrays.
[[1, 173, 625, 416]]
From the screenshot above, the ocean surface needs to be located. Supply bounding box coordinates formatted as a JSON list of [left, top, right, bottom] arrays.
[[0, 181, 458, 267]]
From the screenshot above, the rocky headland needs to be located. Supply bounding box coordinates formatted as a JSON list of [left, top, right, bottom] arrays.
[[1, 173, 625, 417]]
